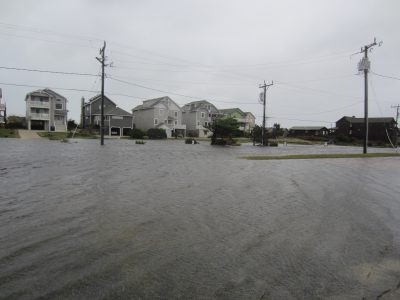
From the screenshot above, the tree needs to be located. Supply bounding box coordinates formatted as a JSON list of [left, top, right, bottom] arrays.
[[272, 123, 283, 138], [6, 115, 26, 129], [67, 119, 78, 131], [207, 117, 240, 145]]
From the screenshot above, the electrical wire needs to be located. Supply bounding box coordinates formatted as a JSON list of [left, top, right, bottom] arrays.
[[0, 66, 99, 77], [108, 75, 260, 105], [371, 71, 400, 81]]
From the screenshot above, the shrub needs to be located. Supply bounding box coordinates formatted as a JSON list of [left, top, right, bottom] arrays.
[[135, 140, 145, 144], [147, 128, 167, 139], [269, 142, 278, 147], [185, 138, 198, 144], [212, 138, 227, 145], [130, 128, 145, 139]]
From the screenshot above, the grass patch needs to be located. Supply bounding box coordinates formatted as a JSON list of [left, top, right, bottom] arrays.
[[38, 132, 68, 140], [242, 153, 400, 160], [0, 128, 19, 138], [38, 131, 97, 140]]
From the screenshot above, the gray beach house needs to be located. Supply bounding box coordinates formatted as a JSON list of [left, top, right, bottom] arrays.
[[82, 94, 133, 136], [132, 96, 186, 137], [182, 100, 220, 137], [25, 89, 68, 131]]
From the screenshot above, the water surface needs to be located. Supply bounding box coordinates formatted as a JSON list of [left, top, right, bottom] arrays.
[[1, 139, 400, 299]]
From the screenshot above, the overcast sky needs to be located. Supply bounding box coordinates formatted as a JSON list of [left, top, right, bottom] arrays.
[[1, 0, 399, 128]]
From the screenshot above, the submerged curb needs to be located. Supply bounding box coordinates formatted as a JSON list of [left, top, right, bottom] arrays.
[[242, 153, 400, 160]]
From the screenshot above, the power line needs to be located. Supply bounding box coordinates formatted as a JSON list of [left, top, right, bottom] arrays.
[[0, 66, 99, 77], [108, 75, 259, 105], [0, 81, 99, 93], [255, 115, 334, 124], [371, 71, 400, 81]]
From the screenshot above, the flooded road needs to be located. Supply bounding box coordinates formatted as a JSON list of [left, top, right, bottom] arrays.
[[1, 139, 400, 299]]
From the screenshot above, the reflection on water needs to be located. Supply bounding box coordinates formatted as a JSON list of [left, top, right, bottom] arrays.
[[1, 139, 400, 299]]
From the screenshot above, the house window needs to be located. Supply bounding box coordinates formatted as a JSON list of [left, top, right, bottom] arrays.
[[55, 103, 62, 109], [201, 112, 205, 118], [154, 118, 158, 125], [159, 108, 164, 116], [204, 121, 208, 127], [207, 105, 211, 110], [174, 111, 178, 117], [349, 130, 352, 135], [164, 119, 167, 124], [174, 120, 178, 125], [197, 121, 200, 126]]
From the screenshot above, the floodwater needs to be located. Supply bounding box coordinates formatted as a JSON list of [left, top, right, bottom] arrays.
[[1, 139, 400, 299]]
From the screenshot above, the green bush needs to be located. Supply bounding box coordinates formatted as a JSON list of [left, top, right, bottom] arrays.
[[212, 139, 227, 145], [334, 133, 350, 143], [130, 128, 145, 139], [147, 128, 167, 139], [185, 138, 198, 144]]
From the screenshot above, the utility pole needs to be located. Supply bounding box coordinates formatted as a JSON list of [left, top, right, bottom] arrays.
[[96, 41, 107, 146], [259, 80, 273, 146], [357, 38, 382, 154], [392, 104, 400, 147]]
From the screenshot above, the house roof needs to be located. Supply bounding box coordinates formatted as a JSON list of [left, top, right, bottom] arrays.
[[244, 112, 255, 118], [219, 108, 245, 116], [182, 100, 218, 112], [133, 96, 182, 112], [105, 107, 132, 116], [290, 126, 328, 131], [338, 116, 395, 124], [85, 94, 116, 107], [92, 106, 132, 116], [26, 88, 67, 101]]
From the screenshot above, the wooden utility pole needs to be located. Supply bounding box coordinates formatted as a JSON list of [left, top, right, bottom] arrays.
[[259, 81, 273, 146], [358, 38, 381, 154], [392, 104, 400, 147], [96, 41, 107, 146]]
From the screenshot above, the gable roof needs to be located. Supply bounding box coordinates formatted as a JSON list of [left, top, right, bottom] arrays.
[[26, 88, 67, 101], [219, 108, 245, 116], [91, 106, 131, 116], [133, 96, 182, 112], [245, 112, 255, 118], [338, 116, 395, 124], [85, 94, 116, 107], [105, 107, 132, 116], [43, 89, 67, 101]]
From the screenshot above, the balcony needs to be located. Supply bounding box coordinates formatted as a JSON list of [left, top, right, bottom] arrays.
[[54, 109, 67, 115], [173, 124, 186, 130], [29, 101, 50, 108], [30, 113, 50, 120]]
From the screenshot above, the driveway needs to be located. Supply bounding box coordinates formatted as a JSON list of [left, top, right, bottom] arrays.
[[18, 130, 42, 139]]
